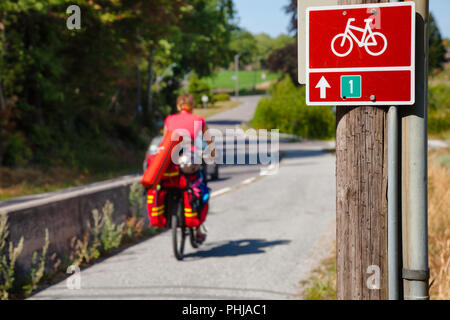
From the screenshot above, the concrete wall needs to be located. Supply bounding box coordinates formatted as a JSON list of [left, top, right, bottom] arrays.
[[0, 176, 141, 276]]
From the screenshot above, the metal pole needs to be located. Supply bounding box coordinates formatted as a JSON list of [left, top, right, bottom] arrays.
[[388, 0, 401, 302], [387, 106, 400, 300], [234, 53, 240, 98], [402, 0, 429, 300]]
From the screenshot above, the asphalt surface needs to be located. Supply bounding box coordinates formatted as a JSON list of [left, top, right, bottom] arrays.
[[31, 95, 337, 300], [206, 95, 268, 193], [32, 149, 335, 300]]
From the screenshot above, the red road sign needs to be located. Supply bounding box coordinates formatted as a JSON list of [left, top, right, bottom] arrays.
[[306, 2, 415, 106]]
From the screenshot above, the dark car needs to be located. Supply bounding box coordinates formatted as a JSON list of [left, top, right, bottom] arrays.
[[143, 135, 219, 181]]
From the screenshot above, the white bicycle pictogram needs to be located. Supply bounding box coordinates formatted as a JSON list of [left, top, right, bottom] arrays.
[[331, 18, 388, 57]]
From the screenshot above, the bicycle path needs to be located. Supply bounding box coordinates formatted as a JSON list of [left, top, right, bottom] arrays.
[[31, 142, 335, 300]]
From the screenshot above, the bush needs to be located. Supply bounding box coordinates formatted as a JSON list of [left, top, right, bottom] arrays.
[[428, 85, 450, 135], [429, 111, 450, 134], [0, 215, 24, 300], [251, 76, 335, 140], [2, 134, 32, 167], [188, 73, 213, 107], [429, 85, 450, 112], [213, 93, 230, 102]]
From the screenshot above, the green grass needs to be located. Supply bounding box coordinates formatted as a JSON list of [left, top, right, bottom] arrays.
[[428, 63, 450, 139], [204, 70, 281, 91], [299, 247, 337, 300], [428, 93, 450, 140]]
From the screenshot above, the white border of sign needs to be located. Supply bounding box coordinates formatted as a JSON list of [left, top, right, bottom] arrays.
[[306, 2, 416, 106]]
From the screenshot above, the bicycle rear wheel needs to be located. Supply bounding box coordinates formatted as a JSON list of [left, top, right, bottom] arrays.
[[189, 228, 199, 248], [171, 201, 186, 260]]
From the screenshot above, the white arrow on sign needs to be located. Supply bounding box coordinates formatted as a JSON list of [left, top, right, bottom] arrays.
[[315, 76, 331, 99]]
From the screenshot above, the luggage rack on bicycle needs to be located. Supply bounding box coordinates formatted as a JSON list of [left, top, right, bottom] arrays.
[[163, 172, 205, 261]]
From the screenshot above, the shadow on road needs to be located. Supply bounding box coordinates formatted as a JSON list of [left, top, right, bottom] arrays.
[[208, 176, 230, 183], [281, 149, 330, 159], [207, 120, 242, 126], [184, 238, 290, 260]]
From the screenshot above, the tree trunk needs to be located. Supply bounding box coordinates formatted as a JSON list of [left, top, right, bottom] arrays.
[[336, 0, 389, 300], [0, 13, 6, 111], [0, 83, 5, 111], [137, 63, 142, 110], [147, 46, 154, 126]]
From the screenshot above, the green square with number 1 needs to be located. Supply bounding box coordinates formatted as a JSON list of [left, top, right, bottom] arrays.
[[341, 76, 362, 99]]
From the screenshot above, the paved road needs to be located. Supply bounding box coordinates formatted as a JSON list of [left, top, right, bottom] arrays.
[[31, 146, 335, 300], [206, 95, 268, 193], [31, 96, 337, 300]]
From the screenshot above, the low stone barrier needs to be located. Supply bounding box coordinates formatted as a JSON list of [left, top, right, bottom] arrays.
[[0, 175, 141, 276]]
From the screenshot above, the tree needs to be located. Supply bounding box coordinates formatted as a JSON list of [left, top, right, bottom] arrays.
[[0, 0, 237, 168], [266, 43, 298, 84], [254, 33, 294, 68], [118, 0, 188, 126], [428, 13, 446, 72], [229, 29, 258, 67], [172, 0, 236, 78], [188, 72, 212, 106], [285, 0, 298, 35], [264, 0, 298, 84]]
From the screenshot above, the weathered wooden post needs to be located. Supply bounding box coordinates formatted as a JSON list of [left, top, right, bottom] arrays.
[[336, 0, 389, 300]]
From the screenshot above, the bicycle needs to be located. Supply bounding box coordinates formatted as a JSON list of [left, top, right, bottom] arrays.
[[331, 18, 388, 57], [165, 185, 205, 261]]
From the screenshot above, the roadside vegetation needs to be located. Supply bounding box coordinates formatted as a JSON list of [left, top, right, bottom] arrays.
[[429, 65, 450, 140], [0, 0, 237, 196], [250, 76, 336, 140], [0, 215, 24, 300], [427, 14, 449, 140], [0, 181, 158, 300], [299, 245, 337, 300], [428, 148, 450, 300]]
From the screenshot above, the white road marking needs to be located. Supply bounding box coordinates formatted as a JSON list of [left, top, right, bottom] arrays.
[[211, 187, 232, 198], [260, 164, 279, 176], [241, 177, 257, 185]]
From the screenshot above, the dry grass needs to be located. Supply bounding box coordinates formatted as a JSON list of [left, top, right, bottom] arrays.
[[429, 62, 450, 87], [428, 148, 450, 300], [193, 100, 241, 119], [255, 80, 275, 91], [0, 166, 129, 200]]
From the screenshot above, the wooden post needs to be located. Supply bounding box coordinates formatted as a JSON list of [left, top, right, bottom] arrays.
[[336, 0, 389, 300]]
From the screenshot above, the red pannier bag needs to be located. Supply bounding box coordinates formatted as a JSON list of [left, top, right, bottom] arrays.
[[147, 189, 167, 228], [141, 130, 181, 190]]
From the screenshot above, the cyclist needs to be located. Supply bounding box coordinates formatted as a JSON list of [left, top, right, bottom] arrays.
[[148, 93, 215, 243]]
